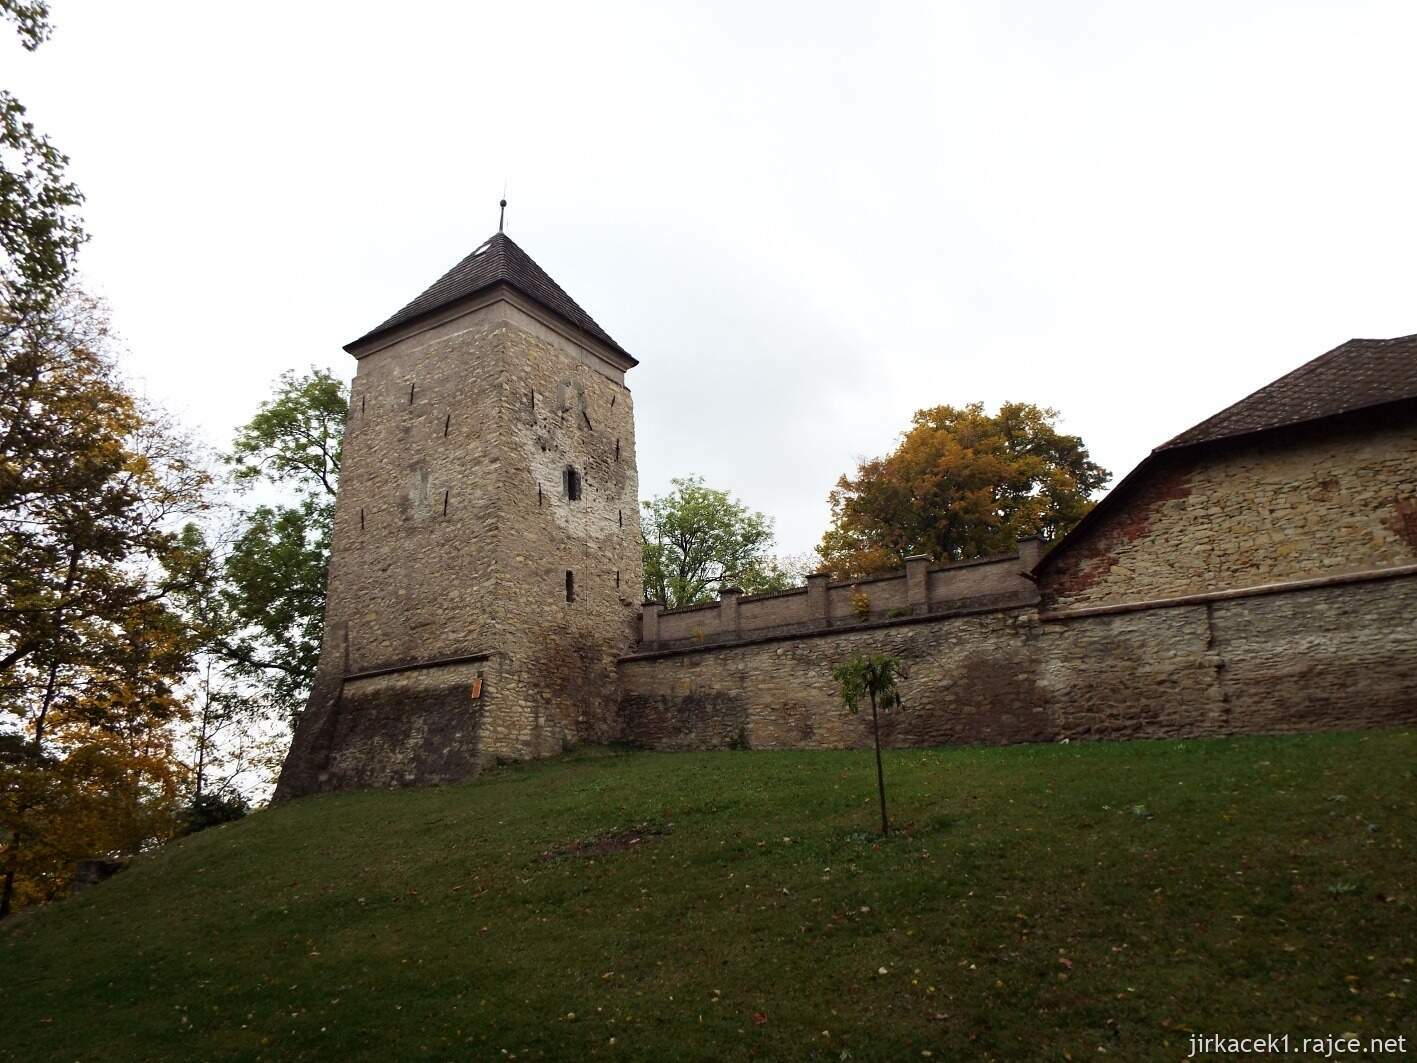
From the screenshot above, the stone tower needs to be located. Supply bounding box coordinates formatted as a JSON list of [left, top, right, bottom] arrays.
[[275, 232, 643, 797]]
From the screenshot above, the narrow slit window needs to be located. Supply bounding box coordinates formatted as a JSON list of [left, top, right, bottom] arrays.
[[615, 569, 620, 588], [442, 489, 449, 516], [443, 414, 451, 437], [408, 382, 416, 405], [615, 438, 621, 461], [361, 395, 366, 418], [618, 509, 623, 527], [564, 465, 582, 501], [359, 507, 365, 530], [565, 570, 575, 603], [538, 484, 543, 506]]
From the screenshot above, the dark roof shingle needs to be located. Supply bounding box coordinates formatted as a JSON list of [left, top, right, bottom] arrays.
[[345, 232, 634, 361], [1161, 333, 1417, 450]]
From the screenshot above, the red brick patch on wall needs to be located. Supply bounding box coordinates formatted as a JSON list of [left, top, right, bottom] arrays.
[[1042, 458, 1196, 605], [1390, 495, 1417, 552]]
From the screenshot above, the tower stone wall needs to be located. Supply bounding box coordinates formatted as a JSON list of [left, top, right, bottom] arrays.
[[275, 260, 643, 797], [488, 308, 642, 758]]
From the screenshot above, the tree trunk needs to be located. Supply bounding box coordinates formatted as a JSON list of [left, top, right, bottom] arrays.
[[0, 833, 20, 919], [2, 546, 80, 920], [194, 661, 212, 800], [870, 689, 889, 836]]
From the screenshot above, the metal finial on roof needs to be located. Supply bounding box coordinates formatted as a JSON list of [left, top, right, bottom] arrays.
[[499, 198, 507, 233]]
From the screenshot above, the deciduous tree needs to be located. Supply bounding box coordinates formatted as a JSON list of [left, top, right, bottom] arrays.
[[215, 368, 345, 727], [819, 402, 1109, 578], [0, 293, 210, 917], [179, 654, 273, 821], [641, 476, 794, 609], [1, 0, 86, 318], [832, 654, 907, 836]]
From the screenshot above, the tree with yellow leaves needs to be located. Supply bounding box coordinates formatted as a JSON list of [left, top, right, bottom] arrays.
[[818, 402, 1109, 579], [0, 291, 210, 916]]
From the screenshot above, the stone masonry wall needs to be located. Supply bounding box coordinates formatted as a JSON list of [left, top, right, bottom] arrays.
[[276, 301, 644, 797], [1042, 415, 1417, 610], [621, 411, 1417, 755], [649, 552, 1036, 651], [280, 296, 1417, 799], [320, 660, 490, 789], [277, 312, 512, 796], [488, 314, 643, 759], [333, 316, 505, 672], [620, 573, 1417, 751]]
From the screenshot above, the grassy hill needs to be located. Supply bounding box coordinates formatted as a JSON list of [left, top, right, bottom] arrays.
[[3, 731, 1414, 1061]]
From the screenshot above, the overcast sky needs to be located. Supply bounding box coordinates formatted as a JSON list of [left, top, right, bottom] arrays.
[[8, 1, 1417, 556]]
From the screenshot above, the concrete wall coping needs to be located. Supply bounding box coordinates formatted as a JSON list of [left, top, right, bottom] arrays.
[[735, 584, 811, 604], [924, 552, 1022, 575], [656, 599, 723, 618], [828, 550, 1021, 590]]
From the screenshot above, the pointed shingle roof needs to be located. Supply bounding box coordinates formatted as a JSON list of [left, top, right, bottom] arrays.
[[1160, 333, 1417, 450], [345, 232, 635, 362]]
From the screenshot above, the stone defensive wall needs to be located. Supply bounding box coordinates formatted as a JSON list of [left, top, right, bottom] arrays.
[[619, 563, 1417, 751], [619, 409, 1417, 752], [640, 541, 1044, 653]]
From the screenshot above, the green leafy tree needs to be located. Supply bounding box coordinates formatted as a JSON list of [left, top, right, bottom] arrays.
[[225, 367, 344, 497], [1, 1, 86, 319], [831, 654, 907, 836], [216, 368, 345, 727], [641, 476, 794, 609], [216, 500, 330, 724], [160, 525, 288, 810], [819, 402, 1110, 578]]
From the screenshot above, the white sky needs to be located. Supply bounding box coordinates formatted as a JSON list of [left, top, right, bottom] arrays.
[[8, 0, 1417, 556]]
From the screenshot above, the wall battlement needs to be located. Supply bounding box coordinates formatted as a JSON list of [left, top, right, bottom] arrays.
[[639, 543, 1041, 653]]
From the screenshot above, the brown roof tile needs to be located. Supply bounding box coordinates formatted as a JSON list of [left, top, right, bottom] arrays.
[[345, 232, 635, 362], [1161, 333, 1417, 449]]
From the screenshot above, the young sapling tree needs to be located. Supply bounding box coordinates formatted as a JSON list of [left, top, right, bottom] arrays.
[[831, 654, 907, 836]]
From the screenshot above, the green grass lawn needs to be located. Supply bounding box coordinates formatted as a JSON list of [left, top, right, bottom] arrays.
[[2, 731, 1414, 1062]]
